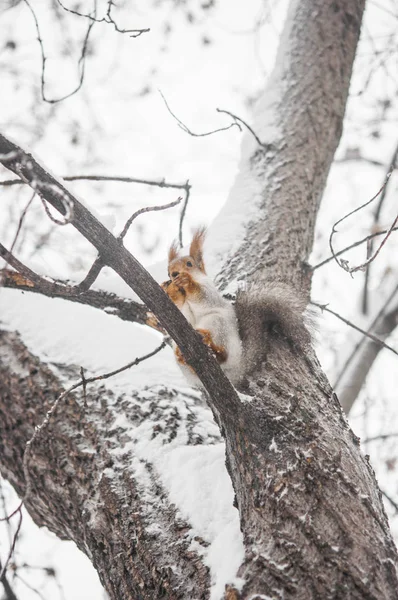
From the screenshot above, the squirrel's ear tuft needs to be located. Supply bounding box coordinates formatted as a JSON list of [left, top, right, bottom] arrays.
[[190, 227, 206, 273], [168, 240, 179, 264]]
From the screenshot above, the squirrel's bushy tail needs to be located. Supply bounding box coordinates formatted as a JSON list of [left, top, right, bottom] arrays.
[[235, 283, 313, 377]]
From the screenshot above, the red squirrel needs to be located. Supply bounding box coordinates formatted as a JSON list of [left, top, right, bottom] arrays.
[[156, 228, 311, 388], [161, 228, 243, 386]]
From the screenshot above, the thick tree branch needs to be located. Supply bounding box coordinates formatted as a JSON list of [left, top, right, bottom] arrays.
[[0, 132, 241, 417], [0, 330, 213, 599], [0, 262, 150, 330], [214, 0, 369, 293]]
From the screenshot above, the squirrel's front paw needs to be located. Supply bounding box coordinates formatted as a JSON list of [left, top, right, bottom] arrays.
[[174, 272, 192, 289], [175, 345, 186, 364]]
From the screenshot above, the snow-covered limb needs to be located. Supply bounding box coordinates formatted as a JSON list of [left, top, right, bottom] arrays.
[[0, 266, 150, 329], [0, 330, 217, 598], [0, 130, 242, 414]]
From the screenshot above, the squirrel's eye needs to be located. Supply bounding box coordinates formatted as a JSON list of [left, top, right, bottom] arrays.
[[186, 261, 193, 267]]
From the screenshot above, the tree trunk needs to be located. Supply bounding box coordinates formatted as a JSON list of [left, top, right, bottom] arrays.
[[1, 0, 398, 599]]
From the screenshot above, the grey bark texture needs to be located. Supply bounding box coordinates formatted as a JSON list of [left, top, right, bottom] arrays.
[[1, 1, 398, 600]]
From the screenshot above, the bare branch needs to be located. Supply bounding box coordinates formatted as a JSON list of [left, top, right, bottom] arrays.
[[216, 108, 270, 149], [159, 90, 241, 137], [311, 301, 398, 357], [0, 266, 151, 329], [0, 558, 19, 600], [0, 508, 23, 582], [362, 140, 398, 313], [8, 191, 36, 256], [329, 171, 394, 274], [0, 174, 192, 245], [363, 433, 398, 444], [24, 0, 95, 104], [118, 196, 182, 241], [381, 490, 398, 515], [78, 196, 183, 292], [75, 254, 104, 293], [0, 132, 241, 414], [311, 226, 398, 270], [178, 184, 191, 247], [0, 174, 190, 190], [56, 0, 150, 38]]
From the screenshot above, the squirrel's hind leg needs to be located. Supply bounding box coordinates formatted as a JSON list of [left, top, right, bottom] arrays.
[[196, 328, 228, 363]]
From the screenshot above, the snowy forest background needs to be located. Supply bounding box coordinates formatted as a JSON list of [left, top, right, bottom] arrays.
[[0, 0, 398, 598]]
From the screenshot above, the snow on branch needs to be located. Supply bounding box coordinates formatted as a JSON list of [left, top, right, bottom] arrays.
[[0, 266, 151, 329], [0, 339, 166, 579], [0, 131, 241, 416]]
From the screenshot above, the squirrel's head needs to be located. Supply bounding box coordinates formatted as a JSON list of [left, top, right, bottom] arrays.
[[168, 227, 207, 280]]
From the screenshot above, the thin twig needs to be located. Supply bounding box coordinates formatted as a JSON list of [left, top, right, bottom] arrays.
[[0, 175, 191, 190], [216, 108, 268, 148], [311, 226, 398, 270], [159, 90, 241, 137], [0, 480, 13, 547], [349, 214, 398, 273], [178, 184, 191, 247], [13, 164, 74, 226], [13, 573, 46, 600], [0, 173, 192, 249], [0, 557, 20, 600], [362, 141, 398, 313], [76, 255, 104, 292], [311, 301, 398, 357], [0, 190, 36, 289], [374, 143, 398, 223], [118, 196, 182, 241], [328, 171, 393, 273], [24, 0, 95, 103], [77, 196, 183, 290], [381, 489, 398, 514], [363, 433, 398, 444], [56, 0, 149, 37], [9, 191, 36, 256], [0, 508, 23, 581], [80, 366, 87, 410]]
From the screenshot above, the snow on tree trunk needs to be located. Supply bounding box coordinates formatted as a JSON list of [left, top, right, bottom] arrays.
[[1, 0, 398, 599]]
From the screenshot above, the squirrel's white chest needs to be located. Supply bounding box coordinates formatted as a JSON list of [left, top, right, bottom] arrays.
[[181, 300, 209, 327]]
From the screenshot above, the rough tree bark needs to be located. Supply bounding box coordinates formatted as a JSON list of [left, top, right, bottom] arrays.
[[1, 1, 398, 600]]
